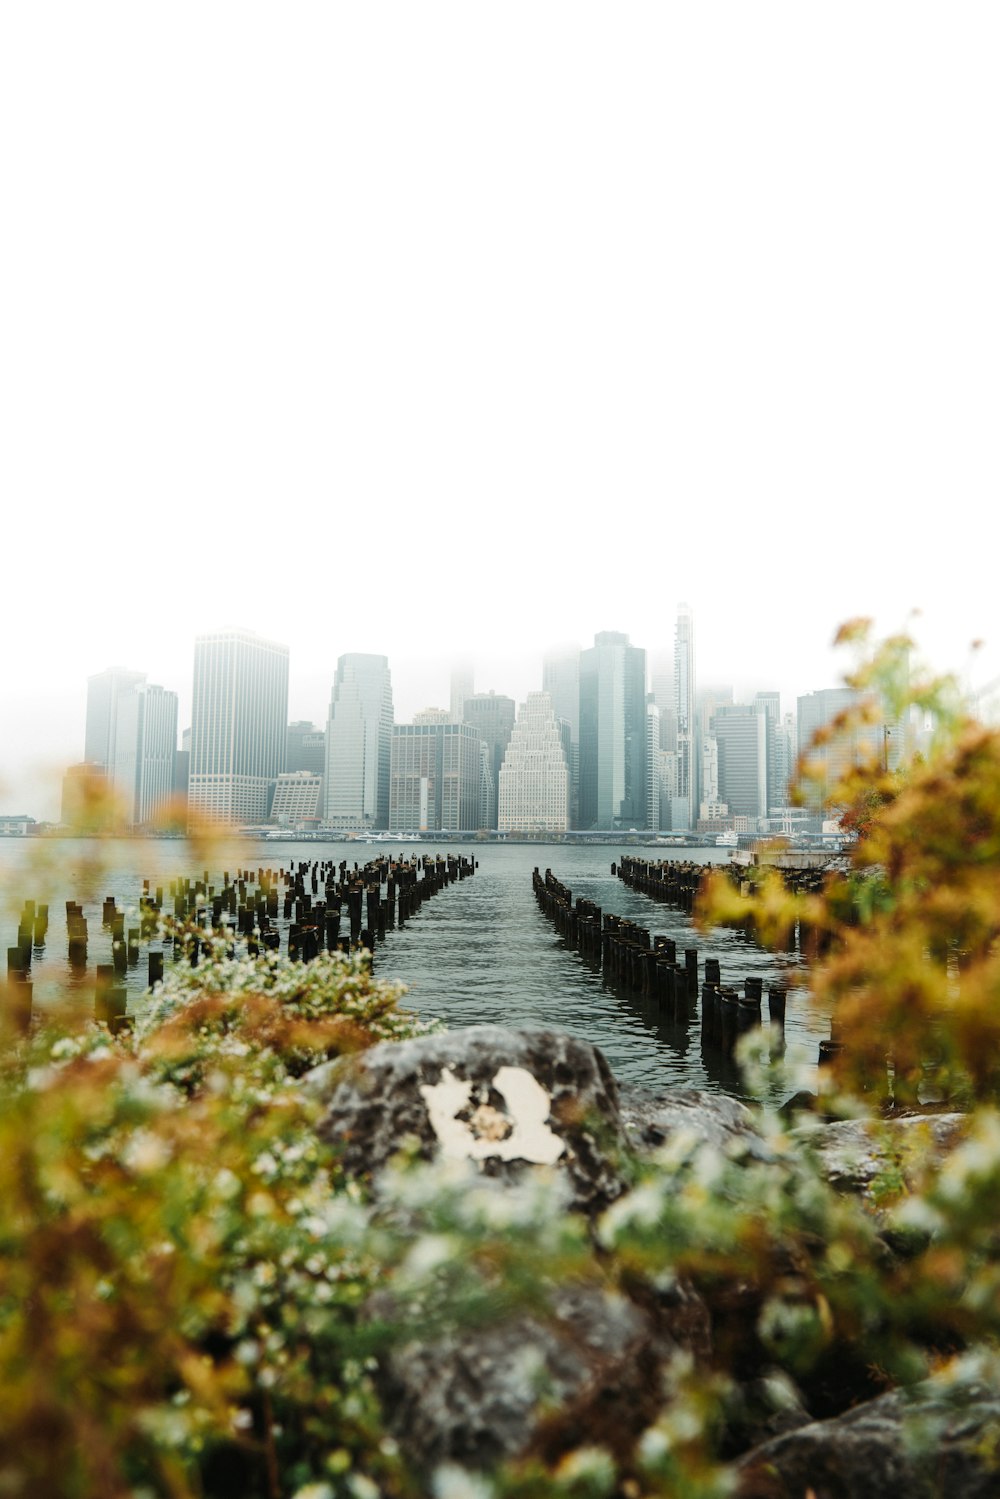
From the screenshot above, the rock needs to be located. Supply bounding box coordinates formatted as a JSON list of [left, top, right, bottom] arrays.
[[720, 1369, 815, 1459], [736, 1362, 1000, 1497], [310, 1025, 630, 1214], [376, 1282, 674, 1472], [799, 1113, 969, 1199], [617, 1084, 772, 1159]]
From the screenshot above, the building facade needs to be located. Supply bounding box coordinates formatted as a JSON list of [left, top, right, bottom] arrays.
[[188, 630, 289, 826], [673, 605, 696, 828], [542, 647, 581, 826], [324, 654, 394, 830], [113, 682, 179, 829], [712, 704, 769, 826], [463, 691, 516, 829], [497, 692, 570, 834], [271, 771, 323, 827], [84, 667, 146, 774], [578, 631, 647, 830], [286, 721, 326, 775], [796, 687, 900, 808], [389, 722, 484, 833]]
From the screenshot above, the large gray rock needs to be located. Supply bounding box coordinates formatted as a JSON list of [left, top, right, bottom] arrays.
[[799, 1113, 968, 1200], [376, 1282, 669, 1472], [310, 1025, 631, 1214], [617, 1084, 773, 1159], [736, 1364, 1000, 1498]]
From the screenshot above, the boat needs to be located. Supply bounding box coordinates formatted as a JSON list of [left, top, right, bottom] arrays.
[[715, 830, 739, 847]]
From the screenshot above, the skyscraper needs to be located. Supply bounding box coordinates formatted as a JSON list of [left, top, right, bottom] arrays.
[[578, 631, 648, 830], [796, 687, 900, 809], [188, 630, 289, 826], [673, 605, 696, 828], [286, 721, 326, 775], [463, 691, 516, 829], [113, 682, 179, 829], [498, 692, 570, 834], [324, 654, 394, 830], [712, 704, 769, 826], [84, 667, 146, 773], [542, 646, 580, 826], [450, 661, 474, 724], [389, 721, 483, 833]]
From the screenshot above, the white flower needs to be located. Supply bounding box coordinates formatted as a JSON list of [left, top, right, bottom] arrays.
[[432, 1465, 494, 1499]]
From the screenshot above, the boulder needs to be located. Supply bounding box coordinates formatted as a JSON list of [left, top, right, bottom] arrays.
[[310, 1025, 630, 1214], [736, 1363, 1000, 1498], [376, 1282, 667, 1472], [617, 1083, 772, 1159], [799, 1113, 968, 1199]]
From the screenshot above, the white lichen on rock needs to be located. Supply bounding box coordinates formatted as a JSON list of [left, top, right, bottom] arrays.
[[419, 1066, 565, 1165]]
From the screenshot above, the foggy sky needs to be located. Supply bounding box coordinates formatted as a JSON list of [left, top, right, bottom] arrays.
[[2, 3, 998, 818]]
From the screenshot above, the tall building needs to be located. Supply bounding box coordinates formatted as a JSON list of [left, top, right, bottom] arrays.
[[450, 662, 474, 724], [713, 704, 769, 826], [645, 702, 661, 832], [497, 692, 570, 834], [324, 654, 394, 830], [113, 682, 179, 829], [579, 631, 648, 830], [188, 630, 289, 826], [286, 721, 326, 775], [753, 692, 785, 815], [766, 712, 797, 811], [463, 691, 516, 829], [542, 647, 580, 826], [389, 722, 484, 833], [673, 605, 696, 828], [84, 667, 146, 773], [796, 687, 901, 808], [61, 763, 111, 831], [271, 771, 323, 828], [478, 740, 495, 832]]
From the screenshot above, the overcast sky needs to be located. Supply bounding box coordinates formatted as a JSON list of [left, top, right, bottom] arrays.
[[2, 3, 998, 819]]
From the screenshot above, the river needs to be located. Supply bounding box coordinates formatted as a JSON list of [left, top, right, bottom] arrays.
[[0, 836, 829, 1100]]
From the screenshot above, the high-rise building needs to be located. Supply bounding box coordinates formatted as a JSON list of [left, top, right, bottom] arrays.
[[450, 662, 474, 724], [324, 654, 394, 830], [389, 722, 483, 833], [712, 704, 769, 826], [498, 692, 570, 834], [113, 682, 179, 829], [463, 692, 516, 829], [579, 631, 648, 830], [478, 740, 494, 832], [60, 763, 111, 831], [771, 712, 797, 809], [188, 630, 289, 826], [542, 647, 580, 826], [645, 702, 661, 832], [753, 692, 786, 816], [271, 771, 324, 828], [796, 687, 900, 808], [673, 606, 696, 828], [84, 667, 146, 773], [286, 721, 326, 775]]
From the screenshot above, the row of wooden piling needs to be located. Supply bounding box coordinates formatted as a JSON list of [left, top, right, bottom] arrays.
[[615, 855, 837, 956], [532, 867, 789, 1059], [4, 852, 475, 1036]]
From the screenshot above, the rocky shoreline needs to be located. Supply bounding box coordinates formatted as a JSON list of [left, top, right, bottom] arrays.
[[306, 1023, 990, 1496]]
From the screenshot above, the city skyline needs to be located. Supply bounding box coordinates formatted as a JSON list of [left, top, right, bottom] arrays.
[[3, 9, 998, 819], [0, 605, 991, 824]]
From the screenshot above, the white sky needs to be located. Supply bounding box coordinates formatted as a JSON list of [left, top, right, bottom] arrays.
[[2, 4, 998, 819]]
